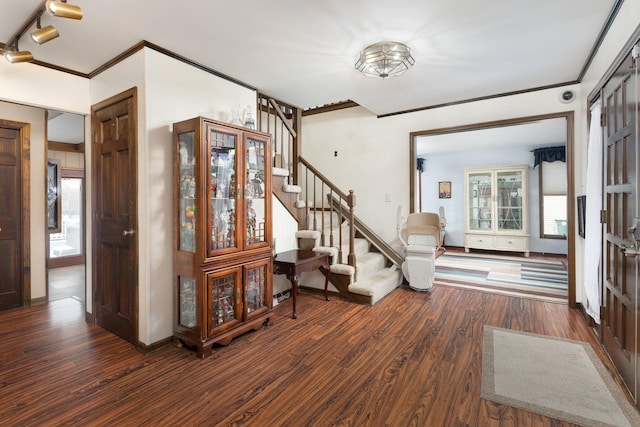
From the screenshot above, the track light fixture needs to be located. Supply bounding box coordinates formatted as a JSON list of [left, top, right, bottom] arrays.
[[2, 0, 85, 64], [3, 41, 34, 64], [30, 17, 59, 45], [46, 0, 83, 20]]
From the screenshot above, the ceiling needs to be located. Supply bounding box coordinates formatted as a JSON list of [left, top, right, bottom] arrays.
[[0, 0, 618, 118], [47, 109, 84, 143]]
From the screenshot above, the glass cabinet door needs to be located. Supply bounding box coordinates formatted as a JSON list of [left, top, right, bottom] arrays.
[[208, 269, 241, 334], [177, 130, 196, 252], [245, 262, 268, 318], [179, 276, 197, 329], [245, 136, 267, 246], [468, 172, 492, 231], [208, 126, 239, 255], [496, 170, 524, 231]]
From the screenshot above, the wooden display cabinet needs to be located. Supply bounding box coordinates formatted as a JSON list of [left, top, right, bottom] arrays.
[[172, 117, 273, 358]]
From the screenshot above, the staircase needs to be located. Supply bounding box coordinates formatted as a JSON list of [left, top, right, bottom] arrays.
[[259, 95, 403, 305]]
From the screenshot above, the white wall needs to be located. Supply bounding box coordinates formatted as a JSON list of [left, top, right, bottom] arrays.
[[421, 147, 567, 255], [272, 197, 299, 295], [0, 59, 89, 113]]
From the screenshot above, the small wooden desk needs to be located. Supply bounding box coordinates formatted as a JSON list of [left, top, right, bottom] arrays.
[[273, 249, 331, 319]]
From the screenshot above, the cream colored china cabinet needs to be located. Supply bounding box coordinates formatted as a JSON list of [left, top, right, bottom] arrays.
[[464, 165, 529, 257]]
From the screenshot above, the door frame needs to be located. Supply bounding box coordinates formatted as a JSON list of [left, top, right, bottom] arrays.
[[409, 111, 576, 306], [0, 119, 31, 306]]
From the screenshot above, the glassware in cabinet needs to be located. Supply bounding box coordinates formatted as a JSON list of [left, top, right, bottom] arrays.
[[245, 137, 267, 245], [208, 270, 239, 331], [179, 276, 197, 328], [245, 263, 266, 315], [496, 170, 523, 231], [209, 127, 238, 253], [467, 172, 492, 231], [178, 131, 196, 252]]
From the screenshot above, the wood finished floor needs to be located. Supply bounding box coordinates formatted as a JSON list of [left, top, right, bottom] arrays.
[[0, 284, 630, 426]]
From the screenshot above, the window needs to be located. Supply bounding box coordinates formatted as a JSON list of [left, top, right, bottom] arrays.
[[538, 159, 567, 238], [49, 176, 84, 258]]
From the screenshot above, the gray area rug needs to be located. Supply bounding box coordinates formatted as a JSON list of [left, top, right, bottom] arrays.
[[481, 326, 640, 427]]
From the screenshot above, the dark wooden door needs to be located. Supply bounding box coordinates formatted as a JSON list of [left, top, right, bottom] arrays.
[[91, 89, 138, 344], [0, 126, 22, 309], [601, 48, 638, 405]]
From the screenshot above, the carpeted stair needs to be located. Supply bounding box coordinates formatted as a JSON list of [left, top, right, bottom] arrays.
[[274, 169, 402, 305]]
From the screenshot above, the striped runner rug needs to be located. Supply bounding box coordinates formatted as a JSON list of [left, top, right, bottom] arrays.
[[434, 251, 568, 303]]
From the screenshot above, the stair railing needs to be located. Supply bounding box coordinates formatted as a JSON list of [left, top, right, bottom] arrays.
[[257, 94, 300, 186], [298, 156, 356, 268], [258, 94, 359, 270]]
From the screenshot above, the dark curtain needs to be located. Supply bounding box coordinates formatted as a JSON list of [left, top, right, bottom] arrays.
[[533, 146, 565, 167], [417, 157, 425, 173]]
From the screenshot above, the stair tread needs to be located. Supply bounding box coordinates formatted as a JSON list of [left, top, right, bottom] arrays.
[[348, 268, 402, 301], [273, 167, 289, 177], [283, 184, 302, 193]]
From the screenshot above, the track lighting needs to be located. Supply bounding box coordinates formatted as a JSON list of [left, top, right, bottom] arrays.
[[3, 0, 85, 63], [30, 17, 59, 45], [46, 0, 83, 20], [4, 42, 34, 63]]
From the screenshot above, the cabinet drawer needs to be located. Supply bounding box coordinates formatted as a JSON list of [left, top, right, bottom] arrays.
[[495, 236, 527, 251], [466, 234, 494, 249]]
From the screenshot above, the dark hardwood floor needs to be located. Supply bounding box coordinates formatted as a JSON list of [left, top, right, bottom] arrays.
[[0, 284, 630, 426]]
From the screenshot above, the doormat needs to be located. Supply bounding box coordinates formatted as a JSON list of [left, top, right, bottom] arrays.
[[481, 326, 640, 426]]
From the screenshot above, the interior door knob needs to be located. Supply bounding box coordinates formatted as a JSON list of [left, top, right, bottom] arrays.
[[123, 229, 135, 236]]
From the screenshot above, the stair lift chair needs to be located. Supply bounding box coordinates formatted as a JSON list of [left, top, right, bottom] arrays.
[[398, 209, 445, 291]]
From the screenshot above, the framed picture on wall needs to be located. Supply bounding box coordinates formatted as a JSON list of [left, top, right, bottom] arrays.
[[439, 181, 451, 199], [47, 159, 62, 233]]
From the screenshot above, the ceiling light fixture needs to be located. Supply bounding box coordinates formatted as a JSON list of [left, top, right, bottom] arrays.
[[355, 41, 415, 79], [30, 17, 59, 45], [46, 0, 83, 20], [2, 0, 84, 64], [3, 41, 34, 63]]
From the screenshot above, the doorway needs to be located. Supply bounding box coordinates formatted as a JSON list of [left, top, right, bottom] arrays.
[[409, 112, 576, 306], [48, 171, 85, 302], [46, 111, 86, 304]]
